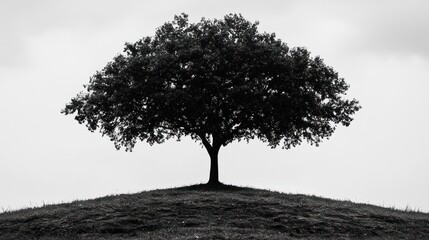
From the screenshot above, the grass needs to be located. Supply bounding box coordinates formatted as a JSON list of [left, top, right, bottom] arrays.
[[1, 183, 428, 239]]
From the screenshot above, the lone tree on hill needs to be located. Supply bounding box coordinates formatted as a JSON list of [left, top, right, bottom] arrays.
[[63, 14, 360, 186]]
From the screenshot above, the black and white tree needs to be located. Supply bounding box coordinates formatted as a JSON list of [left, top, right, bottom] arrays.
[[63, 14, 361, 186]]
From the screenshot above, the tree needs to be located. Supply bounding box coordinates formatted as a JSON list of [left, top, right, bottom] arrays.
[[62, 13, 360, 186]]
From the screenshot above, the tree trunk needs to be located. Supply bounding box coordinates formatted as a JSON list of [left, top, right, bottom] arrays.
[[199, 134, 222, 186], [207, 150, 220, 185]]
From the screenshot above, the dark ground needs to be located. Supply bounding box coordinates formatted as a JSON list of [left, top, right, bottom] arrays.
[[1, 184, 428, 239]]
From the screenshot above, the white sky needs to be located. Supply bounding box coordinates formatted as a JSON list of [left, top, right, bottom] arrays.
[[1, 0, 429, 212]]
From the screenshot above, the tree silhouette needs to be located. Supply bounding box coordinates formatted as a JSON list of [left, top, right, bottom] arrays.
[[63, 14, 360, 186]]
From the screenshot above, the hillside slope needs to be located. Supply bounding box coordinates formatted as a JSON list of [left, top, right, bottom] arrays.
[[1, 184, 428, 239]]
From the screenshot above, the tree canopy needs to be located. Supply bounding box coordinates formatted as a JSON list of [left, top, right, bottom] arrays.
[[63, 13, 360, 184]]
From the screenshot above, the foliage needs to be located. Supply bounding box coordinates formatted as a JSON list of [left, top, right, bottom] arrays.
[[63, 13, 360, 152]]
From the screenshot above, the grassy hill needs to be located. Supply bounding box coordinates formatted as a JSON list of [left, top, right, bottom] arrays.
[[1, 184, 428, 239]]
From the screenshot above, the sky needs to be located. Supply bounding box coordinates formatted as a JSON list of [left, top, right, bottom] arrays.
[[1, 0, 429, 212]]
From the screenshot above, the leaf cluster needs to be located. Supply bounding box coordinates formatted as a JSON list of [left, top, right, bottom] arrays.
[[63, 13, 360, 151]]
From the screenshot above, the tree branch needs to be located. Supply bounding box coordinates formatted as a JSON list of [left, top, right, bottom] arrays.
[[198, 133, 212, 151]]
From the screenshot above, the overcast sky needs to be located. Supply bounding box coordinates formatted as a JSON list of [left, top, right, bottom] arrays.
[[1, 0, 429, 212]]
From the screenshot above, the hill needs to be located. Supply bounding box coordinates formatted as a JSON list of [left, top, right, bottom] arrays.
[[1, 184, 428, 239]]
